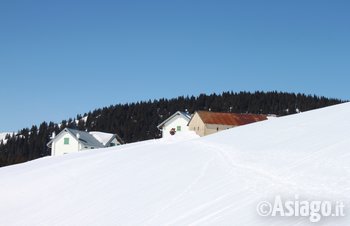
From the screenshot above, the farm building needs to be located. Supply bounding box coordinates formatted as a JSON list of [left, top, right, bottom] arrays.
[[188, 111, 267, 137]]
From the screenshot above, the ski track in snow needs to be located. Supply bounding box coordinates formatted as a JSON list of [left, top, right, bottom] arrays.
[[144, 153, 215, 226]]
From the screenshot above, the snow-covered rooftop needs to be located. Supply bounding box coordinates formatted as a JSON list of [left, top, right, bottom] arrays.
[[89, 131, 115, 146]]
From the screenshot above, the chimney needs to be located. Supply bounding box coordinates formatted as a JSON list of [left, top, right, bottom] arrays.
[[77, 133, 80, 139], [51, 132, 56, 139]]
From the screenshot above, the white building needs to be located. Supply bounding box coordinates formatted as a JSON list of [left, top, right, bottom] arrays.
[[47, 128, 124, 156], [157, 111, 191, 138]]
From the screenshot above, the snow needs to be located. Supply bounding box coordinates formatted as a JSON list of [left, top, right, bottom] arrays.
[[0, 133, 8, 141], [0, 132, 12, 144], [75, 116, 88, 125], [89, 131, 115, 146], [0, 103, 350, 225], [159, 130, 200, 143]]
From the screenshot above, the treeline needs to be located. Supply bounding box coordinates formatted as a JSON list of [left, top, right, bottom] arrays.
[[0, 91, 344, 167]]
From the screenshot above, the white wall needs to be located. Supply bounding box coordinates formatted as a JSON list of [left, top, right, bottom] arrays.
[[52, 133, 80, 156], [162, 115, 190, 138]]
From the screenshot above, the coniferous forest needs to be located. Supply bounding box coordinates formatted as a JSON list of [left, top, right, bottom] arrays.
[[0, 91, 344, 167]]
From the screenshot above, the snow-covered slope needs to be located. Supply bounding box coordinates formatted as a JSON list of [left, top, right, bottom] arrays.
[[1, 103, 350, 226]]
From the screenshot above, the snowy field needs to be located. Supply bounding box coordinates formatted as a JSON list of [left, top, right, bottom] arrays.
[[0, 103, 349, 225]]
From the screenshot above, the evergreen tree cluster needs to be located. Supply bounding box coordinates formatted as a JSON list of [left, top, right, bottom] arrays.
[[0, 91, 344, 167]]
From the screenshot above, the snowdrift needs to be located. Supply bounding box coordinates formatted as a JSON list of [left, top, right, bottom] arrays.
[[1, 103, 350, 226]]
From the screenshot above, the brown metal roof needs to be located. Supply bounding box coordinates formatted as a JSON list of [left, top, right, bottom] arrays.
[[196, 111, 267, 126]]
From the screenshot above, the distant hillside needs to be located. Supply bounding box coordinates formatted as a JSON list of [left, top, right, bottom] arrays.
[[0, 91, 344, 167]]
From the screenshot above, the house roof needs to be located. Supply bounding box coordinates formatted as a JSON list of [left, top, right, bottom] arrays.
[[88, 131, 125, 145], [47, 128, 125, 148], [47, 128, 109, 148], [157, 111, 191, 129], [192, 111, 267, 126], [65, 128, 105, 148], [89, 131, 115, 146]]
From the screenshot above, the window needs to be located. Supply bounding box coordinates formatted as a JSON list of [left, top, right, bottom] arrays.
[[177, 126, 181, 131], [64, 138, 69, 145], [110, 143, 116, 147]]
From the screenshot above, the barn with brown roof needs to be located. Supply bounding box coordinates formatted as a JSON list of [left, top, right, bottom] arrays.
[[188, 111, 268, 137]]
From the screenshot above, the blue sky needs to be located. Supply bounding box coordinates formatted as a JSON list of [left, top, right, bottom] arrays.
[[0, 0, 349, 132]]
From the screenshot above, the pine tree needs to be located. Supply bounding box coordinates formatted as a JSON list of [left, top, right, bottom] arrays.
[[0, 91, 344, 167]]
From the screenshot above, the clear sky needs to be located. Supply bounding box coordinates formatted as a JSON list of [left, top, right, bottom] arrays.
[[0, 0, 349, 132]]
